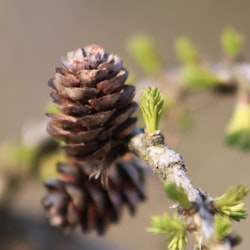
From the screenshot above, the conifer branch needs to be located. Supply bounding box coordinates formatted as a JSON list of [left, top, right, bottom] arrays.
[[128, 129, 241, 249]]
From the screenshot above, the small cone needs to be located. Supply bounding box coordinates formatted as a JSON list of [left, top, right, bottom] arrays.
[[43, 45, 146, 234], [47, 45, 137, 179], [42, 159, 146, 235]]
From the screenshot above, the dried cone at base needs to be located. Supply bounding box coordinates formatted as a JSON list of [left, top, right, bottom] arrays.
[[47, 44, 137, 177], [42, 159, 146, 235]]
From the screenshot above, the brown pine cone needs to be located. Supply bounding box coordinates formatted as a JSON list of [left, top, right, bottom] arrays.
[[42, 159, 146, 235], [47, 45, 137, 181]]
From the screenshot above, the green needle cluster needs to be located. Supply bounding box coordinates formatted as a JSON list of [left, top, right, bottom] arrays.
[[164, 180, 191, 209], [225, 102, 250, 150], [214, 215, 242, 246], [214, 215, 231, 239], [214, 185, 249, 221], [181, 64, 220, 90], [46, 101, 60, 114], [0, 141, 37, 176], [148, 213, 188, 250], [140, 86, 164, 134]]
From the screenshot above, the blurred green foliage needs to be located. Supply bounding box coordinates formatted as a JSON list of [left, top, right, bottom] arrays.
[[126, 35, 162, 76], [176, 109, 193, 134], [225, 103, 250, 150], [39, 149, 65, 181], [174, 37, 199, 64], [221, 27, 244, 57], [46, 102, 60, 114]]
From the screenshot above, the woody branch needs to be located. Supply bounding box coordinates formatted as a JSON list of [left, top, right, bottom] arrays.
[[128, 128, 233, 250]]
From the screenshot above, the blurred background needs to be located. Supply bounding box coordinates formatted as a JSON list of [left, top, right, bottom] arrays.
[[0, 0, 250, 249]]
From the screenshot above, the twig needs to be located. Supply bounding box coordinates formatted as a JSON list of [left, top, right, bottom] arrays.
[[128, 128, 233, 249]]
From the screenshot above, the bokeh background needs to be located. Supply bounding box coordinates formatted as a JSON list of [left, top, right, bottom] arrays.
[[0, 1, 250, 249]]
